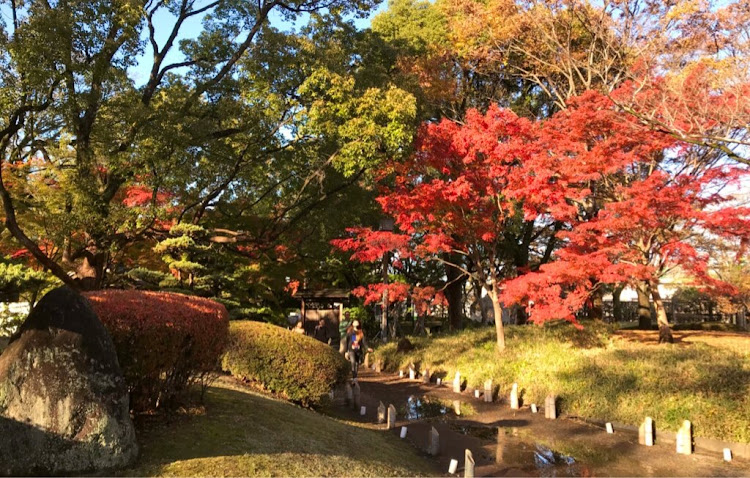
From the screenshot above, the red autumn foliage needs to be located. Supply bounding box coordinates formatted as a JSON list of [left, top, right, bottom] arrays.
[[122, 185, 171, 208], [338, 86, 749, 347], [352, 282, 447, 317], [85, 290, 229, 412]]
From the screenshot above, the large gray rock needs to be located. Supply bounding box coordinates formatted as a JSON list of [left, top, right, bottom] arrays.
[[0, 286, 137, 475]]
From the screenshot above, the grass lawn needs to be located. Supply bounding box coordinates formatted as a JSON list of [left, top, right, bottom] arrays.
[[374, 322, 750, 443], [122, 377, 436, 477]]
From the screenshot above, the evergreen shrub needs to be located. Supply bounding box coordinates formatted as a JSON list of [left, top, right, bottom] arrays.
[[222, 320, 349, 406]]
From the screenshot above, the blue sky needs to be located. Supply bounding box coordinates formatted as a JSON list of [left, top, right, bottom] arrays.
[[129, 1, 388, 86]]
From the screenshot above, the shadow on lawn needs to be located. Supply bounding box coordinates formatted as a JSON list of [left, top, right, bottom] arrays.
[[127, 382, 430, 475]]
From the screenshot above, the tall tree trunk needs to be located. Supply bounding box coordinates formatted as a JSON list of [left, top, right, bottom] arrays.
[[612, 284, 625, 322], [650, 280, 674, 343], [587, 287, 604, 321], [489, 289, 506, 352], [76, 251, 108, 290], [636, 281, 653, 329], [444, 254, 465, 331]]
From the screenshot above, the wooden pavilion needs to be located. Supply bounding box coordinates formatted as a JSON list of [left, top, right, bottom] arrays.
[[292, 288, 351, 338]]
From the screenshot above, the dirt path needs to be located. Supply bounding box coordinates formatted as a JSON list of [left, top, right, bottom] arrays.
[[330, 369, 750, 477]]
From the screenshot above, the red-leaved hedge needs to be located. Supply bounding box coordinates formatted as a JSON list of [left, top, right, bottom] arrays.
[[85, 290, 229, 412]]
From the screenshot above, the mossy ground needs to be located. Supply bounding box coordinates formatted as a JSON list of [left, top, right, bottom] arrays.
[[121, 377, 436, 477], [373, 322, 750, 443]]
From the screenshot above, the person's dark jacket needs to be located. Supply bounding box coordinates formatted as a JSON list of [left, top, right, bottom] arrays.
[[313, 323, 329, 343]]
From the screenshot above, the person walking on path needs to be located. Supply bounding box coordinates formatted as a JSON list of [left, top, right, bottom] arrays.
[[339, 311, 352, 354], [313, 318, 329, 343], [346, 320, 370, 379]]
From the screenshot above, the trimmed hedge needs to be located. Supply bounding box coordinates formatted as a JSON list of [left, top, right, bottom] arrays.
[[222, 320, 350, 406], [85, 290, 229, 412]]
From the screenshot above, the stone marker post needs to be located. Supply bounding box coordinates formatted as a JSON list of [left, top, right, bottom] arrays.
[[428, 426, 440, 456], [676, 420, 692, 455], [724, 448, 733, 462], [638, 417, 654, 446], [474, 389, 480, 399], [399, 370, 404, 379], [606, 423, 614, 434], [375, 360, 382, 373], [544, 395, 556, 419], [387, 404, 397, 430], [345, 382, 353, 406], [423, 368, 431, 384], [531, 404, 538, 413], [510, 383, 519, 409], [364, 353, 370, 368], [352, 381, 361, 409], [409, 367, 416, 380], [448, 459, 458, 474], [453, 371, 462, 393], [453, 399, 462, 416], [360, 406, 366, 416], [464, 449, 475, 478], [437, 378, 442, 386], [377, 401, 386, 424], [484, 380, 493, 403], [400, 426, 408, 439]]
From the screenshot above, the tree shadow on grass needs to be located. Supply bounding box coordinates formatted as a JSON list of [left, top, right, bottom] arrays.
[[553, 345, 750, 441], [125, 381, 434, 476]]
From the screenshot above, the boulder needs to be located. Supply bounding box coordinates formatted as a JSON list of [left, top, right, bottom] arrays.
[[0, 286, 137, 475]]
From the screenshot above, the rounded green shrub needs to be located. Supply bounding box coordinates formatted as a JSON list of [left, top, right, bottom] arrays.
[[222, 320, 350, 406]]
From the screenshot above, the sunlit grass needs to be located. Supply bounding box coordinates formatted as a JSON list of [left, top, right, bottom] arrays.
[[374, 322, 750, 443], [122, 378, 435, 477]]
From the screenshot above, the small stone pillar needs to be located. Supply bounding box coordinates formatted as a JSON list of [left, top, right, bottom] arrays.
[[544, 394, 556, 419], [453, 399, 462, 416], [377, 401, 386, 424], [375, 360, 382, 373], [531, 404, 538, 413], [453, 371, 462, 393], [606, 423, 614, 434], [474, 389, 480, 399], [387, 404, 397, 429], [345, 382, 353, 405], [464, 449, 475, 478], [409, 365, 416, 380], [352, 381, 361, 409], [484, 379, 493, 403], [676, 420, 692, 455], [639, 417, 654, 446], [422, 367, 431, 384], [428, 426, 440, 456], [724, 448, 733, 462], [399, 370, 404, 379], [510, 383, 519, 409]]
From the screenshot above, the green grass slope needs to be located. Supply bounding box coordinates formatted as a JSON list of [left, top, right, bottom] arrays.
[[123, 378, 435, 477], [374, 323, 750, 443]]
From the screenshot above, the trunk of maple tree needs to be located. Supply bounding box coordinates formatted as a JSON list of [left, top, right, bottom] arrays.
[[587, 288, 604, 321], [444, 255, 465, 331], [636, 281, 653, 329], [488, 288, 506, 352], [612, 284, 625, 322], [650, 281, 674, 343]]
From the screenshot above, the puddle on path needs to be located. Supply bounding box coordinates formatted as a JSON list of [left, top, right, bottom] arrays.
[[451, 424, 586, 476], [403, 395, 473, 420]]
